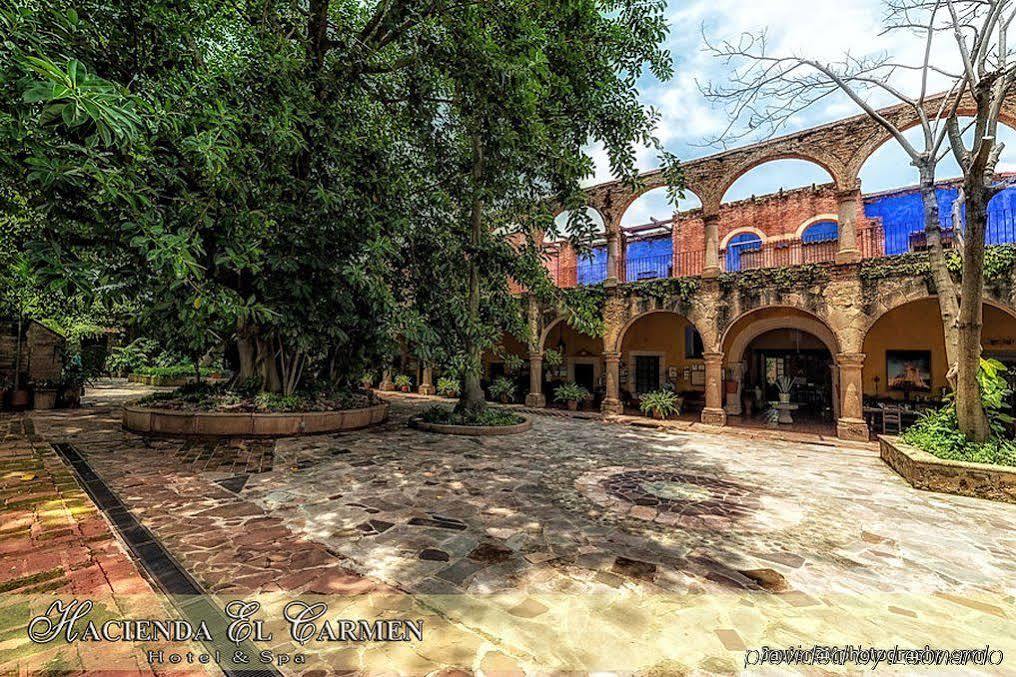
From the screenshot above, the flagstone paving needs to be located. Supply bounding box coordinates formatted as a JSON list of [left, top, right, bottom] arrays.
[[23, 384, 1016, 674]]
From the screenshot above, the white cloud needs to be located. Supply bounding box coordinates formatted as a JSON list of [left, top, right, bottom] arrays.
[[583, 0, 1013, 200]]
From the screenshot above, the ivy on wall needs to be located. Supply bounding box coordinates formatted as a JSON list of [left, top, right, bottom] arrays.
[[718, 264, 829, 293], [622, 276, 700, 303]]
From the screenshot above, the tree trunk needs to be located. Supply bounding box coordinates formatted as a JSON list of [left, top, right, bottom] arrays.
[[955, 182, 992, 441], [918, 166, 961, 373], [456, 132, 487, 417]]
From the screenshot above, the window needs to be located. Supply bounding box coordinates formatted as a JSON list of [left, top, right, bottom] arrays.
[[684, 326, 704, 359], [634, 356, 660, 394], [724, 231, 763, 271], [801, 220, 839, 243]]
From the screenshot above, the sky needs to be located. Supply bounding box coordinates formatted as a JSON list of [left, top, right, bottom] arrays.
[[563, 0, 1016, 229]]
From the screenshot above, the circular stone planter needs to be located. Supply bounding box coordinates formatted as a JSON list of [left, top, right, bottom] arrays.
[[408, 414, 532, 436], [123, 401, 388, 437]]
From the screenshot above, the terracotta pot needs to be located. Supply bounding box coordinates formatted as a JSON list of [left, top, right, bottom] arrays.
[[500, 395, 510, 404], [567, 400, 578, 411], [401, 385, 411, 392], [10, 389, 30, 410], [33, 389, 58, 410]]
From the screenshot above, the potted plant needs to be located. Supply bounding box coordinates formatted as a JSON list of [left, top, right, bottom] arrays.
[[60, 356, 85, 408], [502, 353, 524, 375], [775, 375, 794, 404], [488, 376, 517, 404], [32, 380, 59, 410], [359, 371, 375, 390], [436, 377, 460, 398], [394, 374, 413, 392], [554, 382, 591, 411], [639, 389, 682, 420]]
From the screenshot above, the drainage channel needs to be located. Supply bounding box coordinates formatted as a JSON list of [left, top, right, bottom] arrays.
[[51, 442, 282, 677]]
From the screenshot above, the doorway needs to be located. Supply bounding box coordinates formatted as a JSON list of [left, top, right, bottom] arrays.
[[574, 363, 595, 392], [634, 355, 660, 394]]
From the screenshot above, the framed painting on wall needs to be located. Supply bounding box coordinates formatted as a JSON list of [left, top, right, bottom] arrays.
[[886, 350, 932, 392]]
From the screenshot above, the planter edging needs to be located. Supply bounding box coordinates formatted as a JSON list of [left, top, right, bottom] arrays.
[[123, 401, 388, 438], [879, 435, 1016, 504], [409, 414, 532, 436]]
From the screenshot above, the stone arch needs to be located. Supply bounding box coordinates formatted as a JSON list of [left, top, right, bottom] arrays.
[[851, 110, 1016, 187], [612, 309, 709, 355], [721, 306, 840, 366], [615, 184, 704, 231], [718, 154, 840, 205], [720, 226, 767, 248]]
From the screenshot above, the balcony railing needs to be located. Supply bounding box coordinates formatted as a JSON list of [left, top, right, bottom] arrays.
[[543, 215, 1016, 289]]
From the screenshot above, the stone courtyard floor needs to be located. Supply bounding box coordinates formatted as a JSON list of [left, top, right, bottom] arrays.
[[6, 381, 1016, 674]]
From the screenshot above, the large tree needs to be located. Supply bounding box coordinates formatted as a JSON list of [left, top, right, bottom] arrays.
[[702, 0, 1016, 441]]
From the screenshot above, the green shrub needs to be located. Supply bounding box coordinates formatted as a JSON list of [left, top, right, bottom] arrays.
[[554, 382, 590, 403], [543, 348, 563, 367], [639, 389, 681, 419], [420, 405, 523, 427], [488, 377, 517, 403], [106, 338, 159, 376], [393, 374, 412, 388], [135, 364, 216, 378], [436, 377, 460, 398], [902, 360, 1016, 467]]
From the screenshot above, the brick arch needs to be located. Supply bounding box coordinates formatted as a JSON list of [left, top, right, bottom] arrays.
[[611, 308, 709, 355], [718, 153, 840, 206], [720, 226, 767, 248], [721, 306, 840, 366], [794, 214, 840, 239]]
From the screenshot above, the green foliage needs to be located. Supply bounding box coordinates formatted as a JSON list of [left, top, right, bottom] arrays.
[[553, 382, 590, 403], [135, 365, 215, 378], [560, 286, 608, 337], [3, 0, 677, 398], [420, 405, 524, 427], [639, 389, 681, 418], [136, 382, 373, 412], [501, 353, 525, 375], [720, 264, 828, 292], [436, 377, 460, 398], [624, 277, 700, 303], [903, 359, 1016, 467], [903, 406, 1016, 466], [105, 338, 159, 376], [543, 348, 563, 367], [488, 377, 517, 403], [393, 374, 412, 389]]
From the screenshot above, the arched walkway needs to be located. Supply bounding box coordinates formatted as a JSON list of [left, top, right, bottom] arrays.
[[721, 307, 841, 432], [862, 299, 1016, 424], [602, 310, 708, 416], [519, 318, 606, 409]]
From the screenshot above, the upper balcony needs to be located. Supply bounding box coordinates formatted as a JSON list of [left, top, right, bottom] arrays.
[[544, 182, 1016, 289]]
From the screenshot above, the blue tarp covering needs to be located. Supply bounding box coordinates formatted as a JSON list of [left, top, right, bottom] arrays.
[[625, 236, 673, 281], [863, 185, 1016, 255], [801, 220, 838, 243], [576, 246, 608, 285]]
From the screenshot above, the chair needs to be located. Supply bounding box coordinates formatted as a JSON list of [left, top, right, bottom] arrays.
[[882, 404, 903, 435]]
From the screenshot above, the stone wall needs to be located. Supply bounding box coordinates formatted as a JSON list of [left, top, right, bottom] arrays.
[[0, 320, 65, 384], [880, 435, 1016, 504]]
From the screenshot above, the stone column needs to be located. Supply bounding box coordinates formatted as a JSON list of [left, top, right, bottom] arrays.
[[601, 351, 623, 415], [605, 230, 622, 285], [836, 352, 869, 440], [379, 369, 394, 392], [835, 188, 862, 264], [701, 352, 727, 426], [724, 362, 744, 416], [829, 363, 840, 420], [417, 364, 435, 396], [525, 352, 546, 407], [703, 214, 721, 277]]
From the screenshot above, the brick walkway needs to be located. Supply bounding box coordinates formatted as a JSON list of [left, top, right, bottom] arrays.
[[0, 416, 208, 675]]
